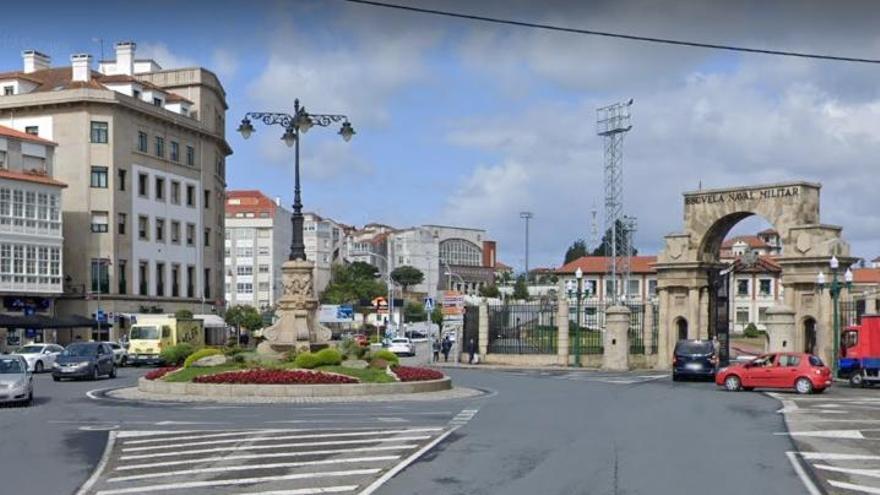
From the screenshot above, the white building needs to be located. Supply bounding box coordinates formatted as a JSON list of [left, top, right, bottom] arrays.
[[303, 212, 345, 294]]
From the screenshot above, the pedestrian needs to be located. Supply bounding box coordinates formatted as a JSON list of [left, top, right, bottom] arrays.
[[468, 337, 476, 364], [441, 337, 451, 362], [432, 338, 441, 363]]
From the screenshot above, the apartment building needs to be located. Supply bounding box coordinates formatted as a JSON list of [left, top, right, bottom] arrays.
[[224, 191, 291, 310], [303, 212, 345, 294], [0, 42, 231, 340]]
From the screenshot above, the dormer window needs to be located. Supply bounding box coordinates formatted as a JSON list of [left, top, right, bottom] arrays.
[[153, 97, 162, 107], [2, 86, 12, 96], [133, 89, 141, 99]]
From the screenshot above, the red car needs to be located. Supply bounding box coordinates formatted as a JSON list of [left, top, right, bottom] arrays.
[[715, 352, 832, 394]]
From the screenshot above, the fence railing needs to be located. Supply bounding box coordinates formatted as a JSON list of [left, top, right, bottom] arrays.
[[488, 303, 557, 354], [463, 304, 479, 351], [651, 303, 659, 354]]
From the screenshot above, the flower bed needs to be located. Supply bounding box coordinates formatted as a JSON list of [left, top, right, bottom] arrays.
[[145, 366, 180, 381], [393, 366, 445, 382], [192, 368, 358, 385]]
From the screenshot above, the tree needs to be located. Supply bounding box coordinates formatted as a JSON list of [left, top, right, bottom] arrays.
[[479, 284, 501, 298], [404, 300, 427, 322], [321, 262, 387, 305], [430, 306, 443, 326], [224, 304, 264, 345], [564, 239, 589, 264], [590, 219, 639, 257], [512, 275, 530, 300], [390, 266, 424, 294], [174, 309, 194, 319]]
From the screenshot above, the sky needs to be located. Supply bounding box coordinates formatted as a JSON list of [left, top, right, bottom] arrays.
[[2, 0, 879, 271]]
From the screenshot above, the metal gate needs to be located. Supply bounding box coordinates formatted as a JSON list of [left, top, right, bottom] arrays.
[[488, 303, 556, 354], [462, 304, 479, 350]]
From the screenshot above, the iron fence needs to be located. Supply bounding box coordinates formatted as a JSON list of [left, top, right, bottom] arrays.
[[628, 303, 645, 354], [651, 303, 659, 354], [463, 304, 479, 350], [570, 302, 604, 355], [488, 303, 557, 354]]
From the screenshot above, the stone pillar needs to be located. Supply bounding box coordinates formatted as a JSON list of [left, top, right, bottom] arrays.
[[866, 297, 877, 315], [688, 287, 700, 340], [478, 302, 489, 361], [698, 287, 709, 340], [644, 301, 655, 355], [765, 305, 796, 352], [257, 259, 329, 358], [603, 305, 631, 371], [557, 297, 570, 366], [656, 289, 671, 369]]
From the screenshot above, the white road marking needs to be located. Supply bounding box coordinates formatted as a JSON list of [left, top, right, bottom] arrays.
[[801, 452, 880, 461], [154, 420, 228, 426], [117, 444, 419, 471], [80, 425, 120, 431], [123, 429, 293, 445], [231, 487, 357, 495], [116, 430, 202, 439], [95, 468, 381, 495], [109, 455, 400, 482], [74, 431, 117, 495], [375, 418, 407, 423], [828, 480, 880, 494], [785, 452, 823, 495], [121, 428, 442, 452], [776, 430, 865, 439], [120, 435, 434, 460], [358, 427, 458, 495]]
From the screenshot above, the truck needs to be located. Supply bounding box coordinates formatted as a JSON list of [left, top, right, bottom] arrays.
[[127, 315, 204, 366], [839, 314, 880, 387]]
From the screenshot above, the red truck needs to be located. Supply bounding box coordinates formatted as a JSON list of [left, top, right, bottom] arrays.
[[840, 314, 880, 387]]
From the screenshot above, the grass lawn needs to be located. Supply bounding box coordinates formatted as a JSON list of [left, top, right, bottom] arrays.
[[163, 363, 243, 382], [317, 365, 397, 383], [159, 360, 398, 384]]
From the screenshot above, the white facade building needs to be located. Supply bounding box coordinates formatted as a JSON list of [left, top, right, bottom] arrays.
[[303, 212, 345, 294]]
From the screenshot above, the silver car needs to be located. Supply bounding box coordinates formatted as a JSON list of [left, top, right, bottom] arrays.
[[101, 342, 129, 366], [0, 355, 34, 406], [13, 343, 64, 373]]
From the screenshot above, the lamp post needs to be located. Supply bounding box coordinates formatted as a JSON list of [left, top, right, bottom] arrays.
[[817, 255, 853, 378], [566, 267, 585, 367], [238, 99, 354, 261]]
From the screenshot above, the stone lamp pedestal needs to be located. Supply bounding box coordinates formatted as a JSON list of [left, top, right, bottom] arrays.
[[257, 259, 331, 358]]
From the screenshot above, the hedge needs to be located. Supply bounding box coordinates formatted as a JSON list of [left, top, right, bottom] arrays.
[[159, 343, 196, 366], [183, 348, 222, 368], [372, 349, 400, 365]]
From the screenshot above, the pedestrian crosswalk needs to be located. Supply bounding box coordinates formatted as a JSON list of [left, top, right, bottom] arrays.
[[79, 427, 449, 495]]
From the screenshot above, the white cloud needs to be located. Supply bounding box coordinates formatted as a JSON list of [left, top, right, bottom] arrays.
[[137, 42, 196, 69], [211, 48, 239, 79]]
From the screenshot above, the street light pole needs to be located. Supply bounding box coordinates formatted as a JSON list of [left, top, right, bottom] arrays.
[[817, 256, 853, 378], [520, 211, 533, 280]]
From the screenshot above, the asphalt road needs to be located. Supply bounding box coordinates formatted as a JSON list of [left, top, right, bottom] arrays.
[[0, 354, 812, 495]]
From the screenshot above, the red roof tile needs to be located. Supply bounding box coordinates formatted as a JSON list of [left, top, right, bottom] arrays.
[[0, 169, 66, 188], [0, 125, 56, 145], [557, 256, 658, 274], [853, 268, 880, 284], [225, 190, 277, 217]]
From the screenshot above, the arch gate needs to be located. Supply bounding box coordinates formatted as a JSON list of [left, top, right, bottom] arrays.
[[655, 181, 854, 369]]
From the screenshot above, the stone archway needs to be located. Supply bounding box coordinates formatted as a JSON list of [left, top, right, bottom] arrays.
[[655, 181, 854, 369], [675, 317, 688, 341]]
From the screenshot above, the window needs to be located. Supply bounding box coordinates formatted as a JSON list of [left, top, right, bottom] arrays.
[[758, 307, 768, 323], [153, 97, 162, 107], [187, 265, 195, 297], [737, 279, 749, 297], [439, 239, 482, 266], [155, 177, 165, 200], [138, 173, 148, 196], [90, 211, 109, 233], [237, 265, 253, 276], [257, 229, 270, 238], [258, 246, 270, 256], [138, 215, 149, 240], [132, 89, 141, 99], [204, 227, 211, 247], [170, 221, 180, 244], [170, 181, 180, 204], [118, 259, 127, 295], [156, 262, 165, 296], [90, 259, 109, 294], [258, 264, 270, 273], [186, 145, 195, 166], [186, 223, 195, 246], [25, 126, 38, 136], [155, 218, 165, 242], [237, 246, 254, 257], [155, 136, 164, 158], [171, 264, 180, 297], [605, 280, 617, 298], [117, 213, 127, 235], [90, 121, 108, 143], [186, 184, 195, 207], [117, 169, 126, 191], [735, 307, 750, 325], [90, 166, 108, 188], [204, 189, 211, 209], [258, 282, 270, 292], [759, 279, 772, 296], [2, 86, 12, 96], [137, 131, 148, 152], [648, 279, 658, 297], [139, 261, 149, 295], [170, 141, 179, 162], [0, 150, 6, 169], [780, 355, 801, 367], [204, 268, 211, 299], [236, 283, 253, 294], [627, 279, 640, 298]]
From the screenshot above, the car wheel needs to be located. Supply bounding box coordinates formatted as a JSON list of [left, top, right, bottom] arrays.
[[109, 365, 117, 379], [92, 366, 100, 381], [52, 376, 60, 382], [742, 387, 754, 391], [850, 374, 865, 388], [795, 377, 813, 395], [724, 375, 742, 392], [672, 373, 680, 382], [121, 356, 128, 367], [34, 361, 43, 373]]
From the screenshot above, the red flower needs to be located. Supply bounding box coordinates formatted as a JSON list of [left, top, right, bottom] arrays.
[[192, 368, 359, 385], [145, 366, 180, 381], [393, 366, 445, 382]]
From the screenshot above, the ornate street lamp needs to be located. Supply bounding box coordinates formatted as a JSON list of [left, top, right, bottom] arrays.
[[238, 99, 354, 261], [817, 255, 853, 378], [565, 267, 586, 367]]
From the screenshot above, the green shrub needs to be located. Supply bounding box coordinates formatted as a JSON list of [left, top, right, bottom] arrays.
[[744, 323, 760, 338], [232, 353, 246, 365], [160, 343, 196, 366], [315, 348, 343, 366], [369, 358, 390, 369], [284, 349, 298, 362], [183, 348, 222, 368], [294, 352, 322, 369], [174, 309, 194, 319], [223, 346, 245, 356], [372, 349, 399, 365]]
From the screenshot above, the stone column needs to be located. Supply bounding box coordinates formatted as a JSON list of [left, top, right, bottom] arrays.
[[603, 305, 631, 371], [698, 287, 709, 340], [765, 305, 796, 352], [257, 259, 328, 358], [866, 297, 877, 315], [644, 301, 655, 355], [656, 289, 671, 369], [557, 298, 570, 366], [688, 287, 700, 340], [478, 302, 489, 361]]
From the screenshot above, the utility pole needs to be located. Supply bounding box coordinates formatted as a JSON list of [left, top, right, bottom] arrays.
[[519, 211, 533, 280]]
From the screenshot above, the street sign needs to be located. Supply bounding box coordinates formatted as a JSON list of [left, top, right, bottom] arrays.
[[372, 297, 389, 314], [96, 310, 107, 323], [319, 304, 355, 323], [424, 297, 435, 312]]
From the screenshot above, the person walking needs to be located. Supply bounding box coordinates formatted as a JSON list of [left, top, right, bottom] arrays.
[[468, 337, 476, 364], [441, 336, 451, 362], [432, 337, 441, 363]]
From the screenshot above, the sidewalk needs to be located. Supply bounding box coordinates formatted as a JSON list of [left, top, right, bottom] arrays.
[[430, 360, 661, 374]]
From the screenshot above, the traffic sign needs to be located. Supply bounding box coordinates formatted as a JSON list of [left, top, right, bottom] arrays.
[[424, 297, 435, 312]]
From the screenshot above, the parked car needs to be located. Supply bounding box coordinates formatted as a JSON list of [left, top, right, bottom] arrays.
[[672, 340, 717, 381], [0, 355, 33, 406], [52, 342, 117, 381], [102, 341, 129, 366], [388, 337, 416, 357], [715, 352, 831, 394], [13, 344, 64, 373]]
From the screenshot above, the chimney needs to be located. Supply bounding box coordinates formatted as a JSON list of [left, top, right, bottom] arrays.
[[70, 54, 92, 82], [115, 41, 136, 75], [275, 197, 281, 206], [22, 50, 50, 73]]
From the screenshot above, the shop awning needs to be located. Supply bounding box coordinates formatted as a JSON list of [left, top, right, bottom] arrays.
[[0, 314, 98, 329]]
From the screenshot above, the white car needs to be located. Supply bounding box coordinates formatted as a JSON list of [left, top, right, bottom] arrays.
[[101, 342, 129, 366], [13, 344, 64, 373], [387, 337, 416, 357]]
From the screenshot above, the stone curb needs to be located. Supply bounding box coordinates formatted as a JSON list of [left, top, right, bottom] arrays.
[[138, 375, 452, 398], [431, 362, 662, 373]]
